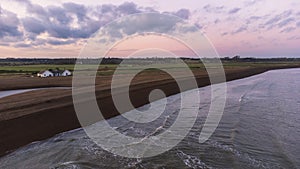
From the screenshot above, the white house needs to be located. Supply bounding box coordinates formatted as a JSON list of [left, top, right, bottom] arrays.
[[37, 69, 72, 77], [37, 70, 54, 77], [61, 70, 72, 76]]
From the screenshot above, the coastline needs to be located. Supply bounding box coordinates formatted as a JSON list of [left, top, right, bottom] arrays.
[[0, 66, 299, 157]]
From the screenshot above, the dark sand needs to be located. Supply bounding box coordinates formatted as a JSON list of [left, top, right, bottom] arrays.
[[0, 66, 299, 156]]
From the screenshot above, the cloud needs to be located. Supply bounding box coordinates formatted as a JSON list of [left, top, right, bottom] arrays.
[[63, 3, 87, 21], [48, 6, 73, 25], [277, 18, 294, 28], [21, 2, 106, 40], [0, 42, 10, 46], [12, 0, 47, 17], [244, 0, 264, 6], [249, 16, 262, 20], [194, 23, 203, 29], [228, 8, 241, 14], [203, 4, 224, 13], [0, 2, 101, 46], [14, 43, 31, 48], [22, 17, 46, 34], [0, 7, 23, 39], [173, 9, 190, 19], [280, 27, 296, 33], [287, 36, 300, 40], [231, 26, 247, 34], [214, 19, 220, 24], [264, 10, 293, 29], [245, 15, 265, 24], [100, 12, 198, 43], [109, 13, 181, 35], [1, 1, 196, 48], [117, 2, 141, 15], [11, 1, 161, 40], [221, 32, 228, 36], [27, 4, 48, 17], [11, 0, 31, 6], [47, 39, 76, 45]]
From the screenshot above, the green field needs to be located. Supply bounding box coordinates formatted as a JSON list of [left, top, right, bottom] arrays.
[[1, 61, 300, 76], [0, 64, 115, 74]]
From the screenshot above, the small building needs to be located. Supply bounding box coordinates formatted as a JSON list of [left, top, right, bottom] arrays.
[[37, 70, 54, 77], [37, 69, 72, 77], [62, 70, 72, 76], [51, 69, 63, 77]]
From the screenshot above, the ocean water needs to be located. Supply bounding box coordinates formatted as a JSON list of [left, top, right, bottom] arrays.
[[0, 68, 299, 169], [0, 87, 71, 99]]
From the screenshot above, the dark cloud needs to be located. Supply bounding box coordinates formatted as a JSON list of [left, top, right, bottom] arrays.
[[173, 9, 190, 19], [203, 5, 224, 13], [221, 32, 228, 36], [249, 16, 262, 20], [2, 1, 197, 47], [246, 15, 264, 24], [63, 3, 87, 21], [265, 11, 292, 25], [232, 26, 247, 34], [20, 1, 146, 40], [48, 6, 73, 25], [0, 8, 23, 39], [14, 43, 31, 48], [296, 22, 300, 27], [22, 17, 46, 34], [264, 10, 293, 30], [214, 19, 220, 24], [194, 23, 203, 29], [228, 8, 241, 14], [28, 4, 47, 16], [117, 2, 141, 15], [112, 13, 181, 35], [98, 4, 116, 13], [280, 27, 295, 33], [244, 0, 264, 6], [278, 18, 294, 28], [102, 12, 198, 43], [47, 39, 76, 45], [22, 3, 103, 39]]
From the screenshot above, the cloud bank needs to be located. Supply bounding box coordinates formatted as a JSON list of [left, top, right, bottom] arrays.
[[0, 0, 192, 48]]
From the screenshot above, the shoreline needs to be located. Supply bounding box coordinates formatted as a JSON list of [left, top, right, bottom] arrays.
[[0, 66, 300, 157]]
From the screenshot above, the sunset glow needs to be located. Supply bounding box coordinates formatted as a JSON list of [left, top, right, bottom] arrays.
[[0, 0, 299, 58]]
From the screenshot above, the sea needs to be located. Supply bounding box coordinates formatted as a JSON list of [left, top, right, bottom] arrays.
[[0, 68, 299, 169]]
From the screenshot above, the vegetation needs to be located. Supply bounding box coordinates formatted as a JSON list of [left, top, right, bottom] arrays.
[[1, 57, 300, 76]]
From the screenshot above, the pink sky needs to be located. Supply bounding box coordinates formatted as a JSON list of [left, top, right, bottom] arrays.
[[0, 0, 299, 58], [105, 35, 196, 57]]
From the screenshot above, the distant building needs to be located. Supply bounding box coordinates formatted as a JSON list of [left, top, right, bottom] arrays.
[[61, 70, 72, 76], [37, 69, 72, 77], [37, 70, 54, 77]]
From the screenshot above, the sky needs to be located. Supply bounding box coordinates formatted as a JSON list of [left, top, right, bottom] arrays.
[[0, 0, 299, 58]]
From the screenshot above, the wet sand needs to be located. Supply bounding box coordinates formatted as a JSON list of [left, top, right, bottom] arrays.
[[0, 65, 299, 156]]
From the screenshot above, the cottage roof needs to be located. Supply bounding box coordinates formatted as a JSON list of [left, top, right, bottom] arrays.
[[38, 70, 49, 74], [38, 69, 70, 75], [51, 69, 64, 74]]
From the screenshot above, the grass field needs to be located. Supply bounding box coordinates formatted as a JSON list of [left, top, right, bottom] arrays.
[[1, 60, 300, 76]]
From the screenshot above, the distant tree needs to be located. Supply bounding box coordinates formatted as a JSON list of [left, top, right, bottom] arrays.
[[232, 55, 241, 60]]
